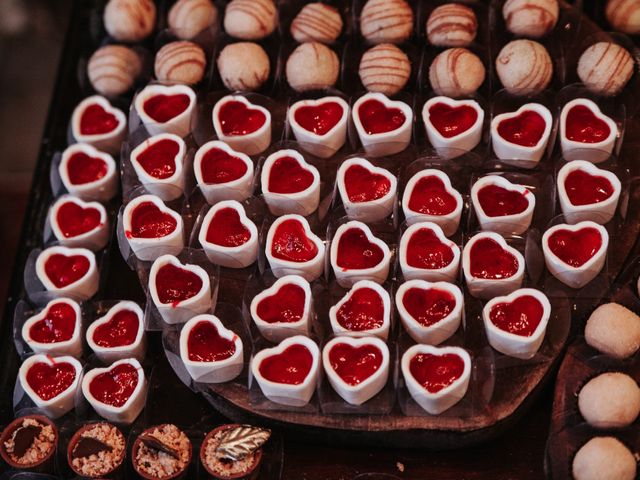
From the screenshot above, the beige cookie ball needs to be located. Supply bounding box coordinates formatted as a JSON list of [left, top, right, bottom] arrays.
[[168, 0, 218, 40], [503, 0, 559, 38], [359, 44, 410, 95], [427, 3, 477, 47], [578, 42, 634, 96], [572, 437, 637, 480], [286, 42, 339, 92], [290, 3, 343, 44], [224, 0, 277, 40], [606, 0, 640, 34], [155, 41, 206, 85], [104, 0, 156, 42], [496, 39, 552, 96], [585, 303, 640, 359], [429, 48, 485, 97], [88, 45, 142, 96], [360, 0, 414, 45], [217, 42, 270, 91], [578, 372, 640, 428]]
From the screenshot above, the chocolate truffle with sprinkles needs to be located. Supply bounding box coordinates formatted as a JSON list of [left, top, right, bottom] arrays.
[[104, 0, 156, 42], [359, 43, 411, 95], [429, 47, 485, 97], [0, 415, 57, 470], [496, 39, 552, 96], [217, 42, 270, 91], [427, 3, 478, 47], [360, 0, 414, 45], [132, 424, 192, 479], [290, 3, 343, 44], [224, 0, 277, 40], [88, 44, 142, 96], [168, 0, 218, 40], [155, 41, 206, 85], [577, 42, 634, 96], [502, 0, 559, 38], [68, 423, 126, 478], [606, 0, 640, 35]]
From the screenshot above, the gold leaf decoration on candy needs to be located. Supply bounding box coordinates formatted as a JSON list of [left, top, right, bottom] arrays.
[[216, 425, 271, 461]]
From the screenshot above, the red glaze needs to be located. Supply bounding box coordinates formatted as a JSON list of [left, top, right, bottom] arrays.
[[28, 302, 76, 344], [328, 343, 383, 386], [267, 156, 314, 194], [218, 100, 266, 136], [80, 104, 119, 135], [469, 238, 519, 280], [497, 110, 546, 147], [26, 361, 77, 401], [92, 309, 140, 348], [155, 263, 203, 306], [56, 202, 102, 238], [205, 207, 250, 247], [565, 169, 614, 206], [67, 152, 108, 185], [136, 139, 180, 179], [336, 287, 384, 331], [357, 99, 406, 135], [127, 201, 177, 239], [271, 219, 318, 263], [402, 287, 456, 327], [565, 105, 611, 144], [476, 183, 530, 217], [256, 283, 306, 324], [547, 227, 602, 268], [143, 94, 190, 123], [409, 353, 465, 394], [294, 101, 343, 135], [259, 344, 313, 385], [490, 295, 543, 337], [44, 253, 90, 288], [406, 227, 454, 270], [428, 102, 478, 138], [88, 363, 138, 407], [187, 320, 236, 362], [336, 228, 384, 270], [199, 147, 248, 184], [344, 164, 391, 203], [407, 176, 458, 216]]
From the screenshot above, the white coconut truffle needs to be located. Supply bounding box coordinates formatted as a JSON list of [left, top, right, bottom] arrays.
[[88, 45, 142, 96], [360, 0, 414, 45], [429, 47, 485, 97], [578, 372, 640, 428], [359, 43, 411, 95], [155, 41, 206, 85], [502, 0, 559, 38], [427, 3, 478, 47], [217, 42, 270, 91], [572, 437, 637, 480], [496, 39, 552, 96], [168, 0, 218, 40], [606, 0, 640, 35], [585, 303, 640, 359], [286, 42, 339, 92], [224, 0, 277, 40], [577, 42, 634, 96], [290, 3, 343, 44], [104, 0, 156, 42]]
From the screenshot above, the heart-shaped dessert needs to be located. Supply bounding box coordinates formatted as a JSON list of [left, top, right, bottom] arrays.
[[292, 100, 345, 136], [71, 96, 126, 155], [401, 344, 471, 414], [565, 105, 611, 144], [59, 144, 118, 202], [144, 94, 191, 123], [322, 336, 390, 405], [80, 103, 120, 135], [329, 280, 391, 339], [547, 227, 602, 268], [399, 222, 461, 282], [560, 99, 617, 164], [134, 84, 196, 137], [22, 298, 82, 356], [50, 196, 108, 251], [35, 246, 99, 300], [496, 108, 547, 147], [357, 98, 406, 135], [427, 102, 478, 138], [212, 95, 272, 156], [87, 301, 146, 363]]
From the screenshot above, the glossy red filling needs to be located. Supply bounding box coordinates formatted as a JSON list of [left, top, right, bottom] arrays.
[[88, 363, 138, 407], [402, 287, 456, 327], [497, 110, 546, 147], [206, 207, 251, 247], [490, 295, 543, 337], [26, 361, 76, 401], [406, 227, 454, 270], [218, 100, 266, 136], [44, 253, 90, 288], [476, 183, 530, 217], [155, 263, 203, 306], [357, 99, 406, 135], [407, 176, 458, 215], [547, 227, 602, 268], [409, 353, 465, 394], [294, 101, 343, 135], [336, 287, 384, 331], [143, 93, 190, 123], [565, 105, 611, 144], [344, 164, 391, 203], [127, 201, 177, 239], [136, 138, 180, 179], [29, 302, 76, 344], [564, 169, 614, 206], [329, 343, 383, 386], [256, 283, 306, 324], [336, 228, 384, 270], [267, 156, 314, 194], [187, 320, 236, 362], [258, 344, 313, 385], [56, 202, 101, 238], [271, 219, 318, 263], [428, 102, 478, 138], [67, 152, 108, 185], [92, 309, 140, 348], [80, 104, 119, 135], [469, 238, 519, 280], [199, 147, 248, 184]]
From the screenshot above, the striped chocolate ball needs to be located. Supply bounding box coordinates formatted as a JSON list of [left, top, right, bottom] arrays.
[[168, 0, 218, 40], [286, 42, 339, 92], [429, 48, 485, 97], [224, 0, 277, 40], [155, 41, 206, 85], [502, 0, 559, 38], [88, 45, 141, 96], [606, 0, 640, 35], [359, 44, 411, 95], [104, 0, 156, 42], [290, 3, 343, 44], [360, 0, 414, 45], [427, 3, 477, 47], [496, 40, 552, 96], [578, 42, 634, 96]]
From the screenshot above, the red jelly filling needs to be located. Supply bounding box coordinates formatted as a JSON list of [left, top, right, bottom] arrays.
[[336, 228, 384, 270], [257, 283, 306, 324], [428, 102, 478, 138], [155, 263, 203, 306], [409, 353, 465, 393], [336, 287, 384, 331], [344, 164, 391, 203], [259, 344, 313, 385], [357, 99, 406, 135], [490, 295, 543, 337], [271, 219, 318, 263], [408, 176, 457, 215], [294, 101, 343, 135], [143, 94, 190, 123], [88, 363, 138, 407], [127, 201, 177, 239], [476, 183, 529, 217], [547, 227, 602, 268], [44, 254, 90, 288], [206, 207, 250, 247], [187, 320, 236, 362], [564, 169, 614, 206], [80, 104, 119, 135], [136, 139, 180, 179], [497, 110, 546, 147], [329, 343, 383, 386], [29, 302, 76, 344], [218, 100, 266, 136], [267, 156, 314, 194], [565, 105, 611, 144], [402, 287, 456, 327], [56, 202, 101, 238], [92, 310, 140, 348], [67, 152, 108, 185], [200, 147, 248, 184], [469, 238, 519, 280], [26, 361, 76, 401], [406, 227, 454, 270]]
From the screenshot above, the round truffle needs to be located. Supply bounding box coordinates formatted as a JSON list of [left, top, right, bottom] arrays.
[[577, 42, 634, 96], [217, 42, 270, 91], [585, 303, 640, 359], [359, 44, 410, 95], [290, 3, 343, 44], [224, 0, 277, 40], [572, 437, 637, 480], [429, 47, 485, 97], [427, 3, 478, 47], [360, 0, 414, 45], [168, 0, 218, 40], [496, 39, 552, 96], [578, 372, 640, 428], [103, 0, 156, 42], [155, 41, 206, 85], [286, 42, 339, 92], [606, 0, 640, 35], [88, 45, 142, 96], [502, 0, 559, 38]]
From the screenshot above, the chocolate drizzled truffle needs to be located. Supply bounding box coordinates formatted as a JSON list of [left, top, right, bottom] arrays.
[[0, 416, 57, 470], [133, 424, 191, 479], [168, 0, 218, 40], [427, 3, 477, 47], [572, 437, 637, 480], [290, 3, 343, 44], [429, 47, 485, 97], [217, 42, 270, 91], [359, 43, 411, 95], [496, 39, 552, 96], [286, 42, 339, 92], [104, 0, 156, 42], [155, 41, 206, 85], [360, 0, 414, 45], [606, 0, 640, 35], [224, 0, 277, 40], [68, 423, 126, 478], [88, 45, 142, 96], [502, 0, 559, 38], [585, 303, 640, 359], [577, 42, 634, 96]]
